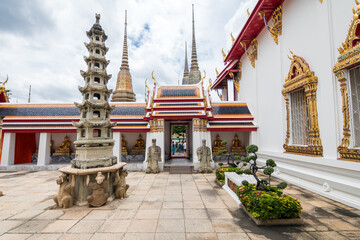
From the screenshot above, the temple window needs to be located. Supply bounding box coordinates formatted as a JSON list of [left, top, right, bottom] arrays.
[[94, 62, 100, 68], [107, 129, 110, 137], [85, 93, 89, 100], [94, 77, 100, 83], [93, 93, 101, 100], [348, 66, 360, 147], [282, 51, 322, 156], [93, 129, 101, 137], [82, 111, 87, 118], [93, 111, 100, 118], [289, 89, 308, 145], [106, 112, 109, 118], [333, 2, 360, 161], [95, 49, 100, 54], [95, 36, 100, 41], [87, 77, 90, 84]]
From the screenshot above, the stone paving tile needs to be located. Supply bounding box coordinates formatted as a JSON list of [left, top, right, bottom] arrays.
[[211, 219, 244, 232], [90, 233, 124, 240], [159, 209, 184, 219], [68, 219, 105, 234], [97, 219, 131, 233], [183, 200, 205, 209], [41, 220, 78, 233], [155, 232, 185, 240], [184, 209, 208, 219], [207, 209, 233, 219], [122, 233, 155, 240], [247, 233, 271, 240], [109, 209, 136, 220], [127, 219, 158, 233], [10, 220, 53, 234], [308, 231, 348, 240], [318, 218, 359, 231], [0, 220, 24, 233], [9, 209, 44, 220], [27, 233, 62, 240], [34, 210, 64, 220], [59, 210, 90, 220], [0, 233, 32, 240], [185, 219, 214, 233], [186, 233, 217, 240], [162, 201, 183, 209], [83, 210, 113, 220], [157, 219, 185, 233], [217, 232, 250, 240], [58, 233, 92, 240], [117, 201, 142, 209], [135, 209, 160, 219]]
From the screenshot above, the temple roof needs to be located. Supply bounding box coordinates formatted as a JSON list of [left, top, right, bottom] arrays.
[[212, 0, 285, 89], [155, 86, 202, 100]]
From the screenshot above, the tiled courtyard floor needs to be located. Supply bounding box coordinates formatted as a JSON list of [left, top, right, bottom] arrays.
[[0, 170, 359, 240]]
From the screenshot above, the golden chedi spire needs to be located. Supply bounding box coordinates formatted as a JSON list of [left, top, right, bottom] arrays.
[[111, 10, 136, 102]]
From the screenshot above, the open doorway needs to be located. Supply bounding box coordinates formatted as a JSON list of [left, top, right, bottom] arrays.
[[170, 124, 188, 158]]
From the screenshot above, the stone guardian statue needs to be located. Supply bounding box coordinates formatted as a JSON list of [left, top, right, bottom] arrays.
[[86, 172, 109, 207], [197, 139, 213, 173], [114, 169, 129, 199], [53, 173, 75, 208], [146, 139, 161, 173]]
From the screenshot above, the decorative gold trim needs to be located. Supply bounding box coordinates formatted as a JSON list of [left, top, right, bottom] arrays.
[[193, 118, 207, 132], [230, 33, 235, 45], [149, 119, 164, 133], [333, 1, 360, 161], [234, 62, 242, 94], [282, 51, 323, 156], [222, 49, 227, 61], [240, 39, 257, 68], [259, 6, 282, 45], [215, 68, 219, 77]]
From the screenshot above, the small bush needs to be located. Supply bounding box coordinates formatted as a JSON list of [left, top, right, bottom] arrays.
[[236, 184, 302, 220]]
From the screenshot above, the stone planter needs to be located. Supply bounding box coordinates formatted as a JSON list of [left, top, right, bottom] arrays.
[[241, 204, 303, 226], [214, 179, 224, 187]]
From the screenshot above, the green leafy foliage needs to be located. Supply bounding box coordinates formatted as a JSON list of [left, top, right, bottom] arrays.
[[241, 180, 249, 186], [246, 144, 258, 153], [236, 184, 302, 220], [215, 166, 251, 183], [263, 167, 274, 176], [277, 182, 288, 190], [218, 163, 224, 167], [172, 125, 186, 137], [266, 159, 276, 167]]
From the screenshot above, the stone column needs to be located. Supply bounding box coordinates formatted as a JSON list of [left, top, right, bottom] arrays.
[[113, 132, 121, 162], [37, 133, 51, 166], [0, 132, 16, 166]]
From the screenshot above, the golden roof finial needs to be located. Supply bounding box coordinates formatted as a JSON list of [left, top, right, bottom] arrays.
[[1, 75, 8, 89], [289, 49, 296, 59], [208, 78, 212, 91], [151, 70, 156, 85], [215, 68, 219, 77], [247, 8, 250, 17], [222, 48, 226, 60], [145, 79, 149, 91], [229, 72, 234, 79], [230, 33, 235, 44], [201, 70, 206, 83], [356, 0, 360, 11]]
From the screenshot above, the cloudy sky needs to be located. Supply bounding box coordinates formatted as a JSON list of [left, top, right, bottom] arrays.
[[0, 0, 257, 103]]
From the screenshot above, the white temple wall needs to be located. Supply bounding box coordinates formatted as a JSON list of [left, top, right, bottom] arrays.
[[236, 0, 360, 209]]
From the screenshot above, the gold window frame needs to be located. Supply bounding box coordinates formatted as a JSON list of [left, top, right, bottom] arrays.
[[333, 1, 360, 162], [282, 51, 323, 156]]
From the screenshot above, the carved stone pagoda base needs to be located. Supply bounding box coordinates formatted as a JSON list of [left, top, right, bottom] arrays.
[[58, 163, 126, 206], [71, 156, 117, 169]]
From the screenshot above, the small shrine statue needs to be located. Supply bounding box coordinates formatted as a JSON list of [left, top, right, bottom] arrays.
[[197, 139, 213, 173], [122, 135, 128, 155], [53, 136, 71, 156], [53, 173, 75, 208], [231, 134, 246, 156], [146, 139, 161, 173], [130, 134, 145, 155], [212, 134, 226, 155], [114, 169, 129, 199], [86, 172, 109, 207]]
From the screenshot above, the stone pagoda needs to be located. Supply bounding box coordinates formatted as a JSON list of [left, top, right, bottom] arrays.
[[72, 13, 117, 169], [111, 10, 136, 102], [188, 4, 201, 84], [56, 14, 127, 207]]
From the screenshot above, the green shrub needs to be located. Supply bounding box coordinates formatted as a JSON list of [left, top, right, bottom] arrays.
[[215, 166, 249, 183], [236, 184, 302, 220]]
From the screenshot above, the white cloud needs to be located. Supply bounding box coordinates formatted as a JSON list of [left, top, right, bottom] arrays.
[[0, 0, 250, 103]]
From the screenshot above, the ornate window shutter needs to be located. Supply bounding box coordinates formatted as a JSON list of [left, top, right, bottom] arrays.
[[333, 1, 360, 162], [282, 51, 323, 156]]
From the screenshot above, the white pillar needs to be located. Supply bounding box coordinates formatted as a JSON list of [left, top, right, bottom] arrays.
[[227, 79, 234, 101], [113, 132, 121, 162], [37, 133, 51, 166], [222, 86, 228, 101], [0, 132, 16, 166]]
